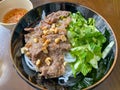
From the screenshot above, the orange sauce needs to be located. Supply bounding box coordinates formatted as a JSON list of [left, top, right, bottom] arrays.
[[2, 8, 28, 23]]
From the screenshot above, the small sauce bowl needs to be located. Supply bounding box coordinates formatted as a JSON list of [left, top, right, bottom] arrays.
[[0, 0, 33, 30]]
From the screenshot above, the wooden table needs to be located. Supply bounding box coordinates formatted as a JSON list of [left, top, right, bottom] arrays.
[[0, 0, 120, 90]]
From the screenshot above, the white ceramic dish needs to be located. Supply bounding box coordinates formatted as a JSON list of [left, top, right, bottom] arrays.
[[0, 0, 33, 30]]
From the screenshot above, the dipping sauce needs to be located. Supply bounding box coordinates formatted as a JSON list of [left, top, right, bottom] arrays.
[[2, 8, 28, 23]]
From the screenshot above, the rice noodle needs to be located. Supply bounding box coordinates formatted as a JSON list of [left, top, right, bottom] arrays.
[[64, 52, 76, 62], [24, 55, 38, 71], [58, 53, 77, 86]]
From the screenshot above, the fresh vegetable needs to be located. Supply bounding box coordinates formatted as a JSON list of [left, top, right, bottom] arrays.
[[102, 41, 114, 59], [67, 12, 107, 77]]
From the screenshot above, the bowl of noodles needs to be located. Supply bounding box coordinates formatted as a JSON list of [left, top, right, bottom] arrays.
[[10, 2, 118, 90]]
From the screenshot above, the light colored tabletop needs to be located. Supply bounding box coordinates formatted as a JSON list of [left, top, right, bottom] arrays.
[[0, 0, 120, 90]]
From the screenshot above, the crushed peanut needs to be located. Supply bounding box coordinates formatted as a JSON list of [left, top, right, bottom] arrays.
[[45, 57, 52, 66], [55, 38, 61, 44], [36, 59, 41, 67], [33, 38, 39, 43], [42, 35, 47, 42], [45, 39, 51, 44], [60, 35, 67, 42], [26, 51, 31, 57], [49, 28, 54, 33], [42, 47, 48, 53], [43, 30, 49, 35], [54, 28, 58, 34], [21, 47, 28, 54], [43, 39, 51, 47], [43, 49, 48, 54], [43, 43, 47, 47], [51, 24, 56, 29], [63, 62, 67, 66]]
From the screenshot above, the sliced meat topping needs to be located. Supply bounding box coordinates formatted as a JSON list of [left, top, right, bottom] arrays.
[[22, 11, 71, 78]]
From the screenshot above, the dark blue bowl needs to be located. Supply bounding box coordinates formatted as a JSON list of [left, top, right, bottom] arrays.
[[10, 2, 118, 90]]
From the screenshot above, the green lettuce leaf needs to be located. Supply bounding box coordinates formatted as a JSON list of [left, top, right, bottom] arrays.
[[67, 12, 106, 77]]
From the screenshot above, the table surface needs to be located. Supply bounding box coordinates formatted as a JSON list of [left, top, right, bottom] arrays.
[[0, 0, 120, 90]]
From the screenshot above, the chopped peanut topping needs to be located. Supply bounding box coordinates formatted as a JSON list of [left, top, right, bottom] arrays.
[[45, 57, 52, 66], [50, 28, 58, 34], [55, 38, 61, 44], [21, 47, 28, 54], [43, 29, 54, 35], [54, 28, 58, 34], [60, 35, 67, 42], [63, 62, 67, 66], [45, 39, 51, 44], [49, 28, 54, 33], [33, 38, 39, 43], [43, 49, 48, 54], [42, 39, 50, 53], [43, 39, 51, 47], [51, 24, 56, 29], [36, 59, 41, 67], [42, 47, 48, 53], [42, 35, 47, 42], [43, 43, 47, 47], [43, 30, 49, 35], [26, 51, 31, 57]]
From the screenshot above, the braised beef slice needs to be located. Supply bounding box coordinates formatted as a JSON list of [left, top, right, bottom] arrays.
[[40, 11, 70, 30], [24, 11, 71, 78]]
